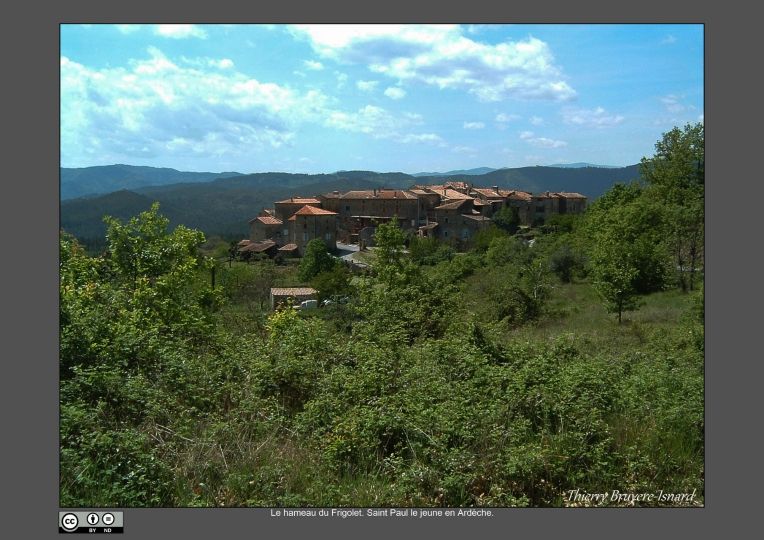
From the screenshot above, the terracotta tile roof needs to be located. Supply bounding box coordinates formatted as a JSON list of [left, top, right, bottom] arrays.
[[419, 222, 439, 231], [275, 197, 322, 205], [287, 205, 338, 220], [501, 190, 533, 201], [237, 239, 252, 247], [533, 191, 586, 199], [435, 199, 471, 211], [339, 189, 417, 200], [444, 181, 470, 190], [472, 187, 504, 199], [462, 214, 492, 222], [443, 188, 474, 200], [278, 243, 298, 252], [240, 240, 276, 253], [249, 215, 284, 225], [270, 287, 317, 296]]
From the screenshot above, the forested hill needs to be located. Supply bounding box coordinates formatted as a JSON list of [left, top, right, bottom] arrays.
[[61, 164, 245, 200], [61, 177, 382, 244], [61, 165, 640, 246]]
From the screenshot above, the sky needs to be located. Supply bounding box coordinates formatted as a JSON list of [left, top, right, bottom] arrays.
[[61, 24, 703, 174]]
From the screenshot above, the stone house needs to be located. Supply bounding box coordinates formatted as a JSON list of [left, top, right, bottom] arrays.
[[287, 205, 338, 256], [321, 189, 420, 243], [274, 197, 322, 223], [531, 191, 587, 224], [429, 199, 486, 245], [249, 215, 286, 244]]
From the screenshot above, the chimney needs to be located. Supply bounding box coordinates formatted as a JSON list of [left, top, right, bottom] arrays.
[[333, 190, 339, 195], [373, 188, 377, 196], [492, 185, 499, 192]]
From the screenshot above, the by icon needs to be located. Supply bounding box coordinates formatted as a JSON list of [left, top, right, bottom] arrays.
[[87, 513, 99, 526], [61, 513, 78, 532]]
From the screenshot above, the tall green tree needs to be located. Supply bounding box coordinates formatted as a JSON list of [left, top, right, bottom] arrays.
[[493, 205, 520, 234], [583, 183, 669, 322], [373, 216, 407, 272], [590, 241, 641, 323], [640, 123, 704, 291], [298, 239, 336, 282]]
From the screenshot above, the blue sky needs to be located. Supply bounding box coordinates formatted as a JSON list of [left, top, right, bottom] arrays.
[[61, 24, 703, 174]]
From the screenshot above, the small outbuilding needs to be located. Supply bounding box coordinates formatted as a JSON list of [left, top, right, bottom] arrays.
[[270, 287, 318, 310]]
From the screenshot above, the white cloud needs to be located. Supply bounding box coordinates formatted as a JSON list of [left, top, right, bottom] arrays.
[[181, 56, 234, 69], [496, 113, 521, 123], [303, 59, 324, 70], [61, 47, 445, 167], [661, 35, 677, 45], [698, 114, 704, 123], [289, 24, 576, 102], [530, 116, 544, 126], [403, 112, 424, 123], [463, 121, 485, 130], [324, 104, 442, 145], [561, 106, 624, 128], [60, 49, 332, 165], [660, 94, 693, 114], [384, 86, 406, 100], [154, 24, 207, 39], [519, 130, 567, 148], [398, 133, 444, 145], [335, 72, 348, 88], [452, 145, 476, 154], [356, 80, 379, 91], [116, 24, 142, 35]]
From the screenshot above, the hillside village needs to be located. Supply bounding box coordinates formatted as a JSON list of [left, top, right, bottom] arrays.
[[239, 181, 587, 257]]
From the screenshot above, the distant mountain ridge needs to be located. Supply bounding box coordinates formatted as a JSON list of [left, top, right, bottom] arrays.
[[61, 164, 641, 245], [61, 164, 245, 199], [547, 162, 620, 169], [412, 167, 498, 177]]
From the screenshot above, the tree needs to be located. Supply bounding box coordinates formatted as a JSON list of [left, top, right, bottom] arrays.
[[298, 239, 336, 282], [582, 183, 669, 295], [311, 263, 351, 302], [485, 235, 531, 268], [549, 244, 578, 283], [493, 205, 520, 234], [373, 217, 407, 269], [409, 236, 455, 266], [591, 247, 641, 324], [640, 123, 704, 291]]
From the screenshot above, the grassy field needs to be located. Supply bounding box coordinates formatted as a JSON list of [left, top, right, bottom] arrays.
[[505, 281, 698, 352]]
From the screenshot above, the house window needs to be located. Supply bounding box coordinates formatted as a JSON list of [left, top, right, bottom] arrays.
[[345, 205, 351, 212], [445, 217, 449, 224], [325, 232, 332, 241], [282, 228, 288, 237], [303, 232, 308, 241], [462, 229, 469, 239], [444, 231, 449, 237]]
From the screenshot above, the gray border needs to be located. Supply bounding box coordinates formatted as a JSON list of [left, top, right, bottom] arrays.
[[4, 1, 760, 538]]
